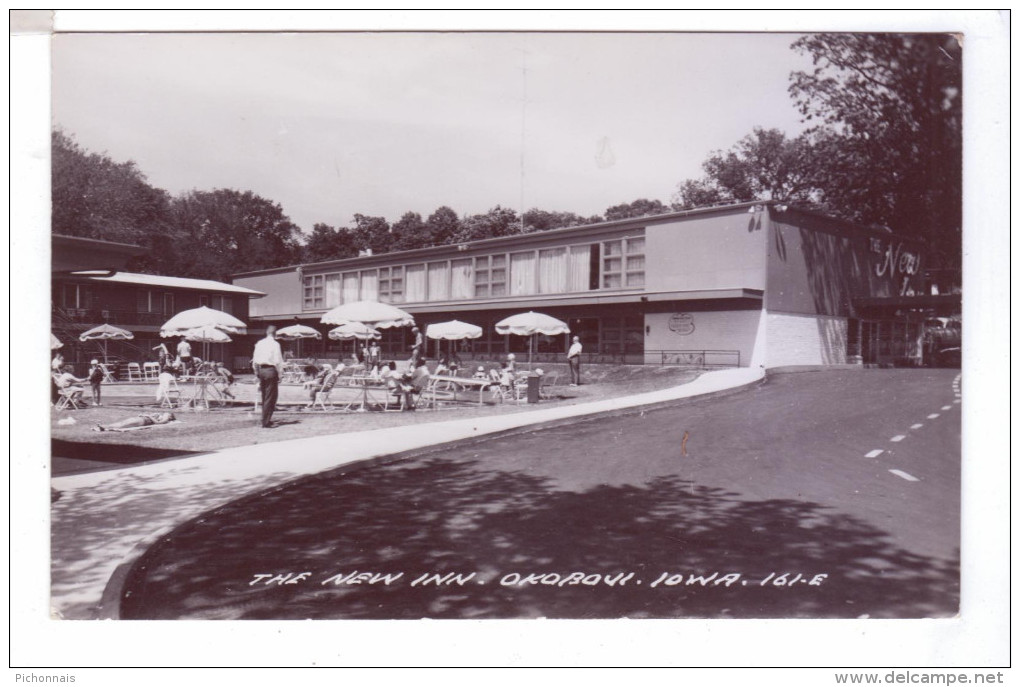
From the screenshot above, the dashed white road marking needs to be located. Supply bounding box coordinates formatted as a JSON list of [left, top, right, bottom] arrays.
[[865, 449, 884, 458], [927, 413, 940, 419], [890, 435, 906, 442], [941, 405, 952, 411], [910, 423, 924, 429], [889, 469, 920, 482], [953, 400, 961, 404]]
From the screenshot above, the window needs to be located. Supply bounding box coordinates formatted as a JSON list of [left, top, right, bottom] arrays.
[[342, 272, 359, 303], [62, 284, 91, 310], [361, 270, 379, 302], [450, 258, 473, 300], [137, 289, 157, 313], [538, 247, 568, 293], [510, 251, 537, 295], [601, 236, 645, 289], [601, 316, 644, 353], [303, 275, 324, 310], [568, 245, 591, 292], [378, 266, 404, 303], [163, 293, 175, 316], [211, 295, 233, 315], [325, 274, 342, 307], [474, 254, 507, 298], [405, 264, 427, 302], [199, 295, 210, 308], [428, 261, 450, 301]]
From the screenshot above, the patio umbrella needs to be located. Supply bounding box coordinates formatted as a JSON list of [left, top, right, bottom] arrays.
[[495, 311, 570, 368], [320, 300, 415, 329], [275, 324, 322, 358], [78, 323, 134, 364], [50, 333, 64, 350], [274, 324, 322, 340], [425, 319, 483, 360], [328, 322, 381, 362], [183, 324, 233, 362], [160, 305, 247, 337]]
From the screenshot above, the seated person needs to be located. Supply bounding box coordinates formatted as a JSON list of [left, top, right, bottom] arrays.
[[435, 354, 450, 377], [472, 366, 488, 380], [304, 363, 335, 405], [53, 366, 87, 403], [93, 412, 176, 432], [448, 353, 462, 375], [213, 362, 236, 399], [505, 353, 517, 375], [410, 359, 431, 392]]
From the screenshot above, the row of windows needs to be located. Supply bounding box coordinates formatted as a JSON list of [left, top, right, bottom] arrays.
[[302, 236, 646, 310]]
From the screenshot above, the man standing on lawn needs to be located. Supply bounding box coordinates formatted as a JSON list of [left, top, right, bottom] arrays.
[[252, 324, 284, 428], [567, 335, 583, 386]]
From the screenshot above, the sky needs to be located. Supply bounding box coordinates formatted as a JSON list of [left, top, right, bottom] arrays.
[[51, 30, 815, 234]]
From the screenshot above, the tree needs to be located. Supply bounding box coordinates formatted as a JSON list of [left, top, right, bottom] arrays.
[[671, 128, 819, 210], [454, 206, 521, 242], [390, 212, 428, 252], [167, 189, 303, 281], [424, 206, 461, 247], [51, 129, 171, 244], [604, 198, 669, 221], [303, 223, 359, 263], [788, 33, 962, 267], [522, 209, 600, 233], [350, 213, 393, 255]]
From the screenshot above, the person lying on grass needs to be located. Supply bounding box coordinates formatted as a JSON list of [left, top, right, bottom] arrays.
[[92, 412, 177, 432]]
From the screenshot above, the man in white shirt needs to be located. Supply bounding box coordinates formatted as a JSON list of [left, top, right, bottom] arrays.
[[567, 336, 583, 386], [177, 338, 193, 375], [252, 325, 284, 427]]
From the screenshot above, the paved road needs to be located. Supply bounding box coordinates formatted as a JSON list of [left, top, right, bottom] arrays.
[[119, 369, 961, 620]]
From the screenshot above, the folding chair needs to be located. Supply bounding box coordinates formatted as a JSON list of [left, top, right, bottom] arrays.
[[55, 386, 85, 410], [99, 363, 117, 383], [538, 372, 560, 400], [157, 376, 182, 409], [127, 363, 143, 381], [143, 362, 160, 381], [310, 371, 342, 411]]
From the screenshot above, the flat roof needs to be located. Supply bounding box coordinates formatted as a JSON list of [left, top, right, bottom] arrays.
[[75, 271, 266, 297], [233, 201, 768, 279]]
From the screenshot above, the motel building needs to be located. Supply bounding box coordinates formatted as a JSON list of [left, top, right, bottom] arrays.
[[233, 201, 942, 371], [52, 234, 266, 375]]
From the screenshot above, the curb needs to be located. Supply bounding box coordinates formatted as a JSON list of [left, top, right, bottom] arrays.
[[93, 371, 766, 619]]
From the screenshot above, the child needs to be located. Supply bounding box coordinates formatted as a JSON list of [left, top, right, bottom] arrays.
[[87, 359, 104, 406]]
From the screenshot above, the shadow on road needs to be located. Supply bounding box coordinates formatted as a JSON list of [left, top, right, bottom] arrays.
[[52, 439, 204, 465], [120, 454, 959, 620]]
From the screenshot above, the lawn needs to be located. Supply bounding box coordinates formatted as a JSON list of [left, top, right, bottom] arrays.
[[51, 365, 702, 468]]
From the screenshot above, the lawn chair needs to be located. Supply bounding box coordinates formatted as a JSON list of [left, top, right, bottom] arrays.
[[156, 375, 182, 409], [127, 362, 143, 381], [99, 363, 117, 383], [54, 377, 85, 410], [143, 362, 160, 381], [539, 372, 560, 399], [310, 370, 342, 410]]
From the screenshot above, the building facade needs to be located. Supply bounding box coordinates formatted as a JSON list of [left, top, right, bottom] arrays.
[[52, 235, 266, 372], [233, 202, 930, 368]]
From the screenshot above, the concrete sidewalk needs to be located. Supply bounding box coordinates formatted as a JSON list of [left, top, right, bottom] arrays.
[[50, 367, 764, 620]]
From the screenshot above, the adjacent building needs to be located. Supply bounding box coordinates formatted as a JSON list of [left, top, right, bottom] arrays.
[[52, 234, 265, 371], [233, 202, 943, 368]]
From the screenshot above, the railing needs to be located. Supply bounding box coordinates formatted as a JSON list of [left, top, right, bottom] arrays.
[[52, 306, 168, 327], [657, 350, 741, 368]]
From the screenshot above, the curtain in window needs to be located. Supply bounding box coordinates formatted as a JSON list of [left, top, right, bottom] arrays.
[[568, 245, 590, 292], [342, 272, 359, 302], [538, 248, 567, 294], [428, 262, 450, 301], [325, 274, 342, 307], [510, 252, 536, 295], [405, 264, 426, 302], [450, 259, 473, 300], [360, 270, 378, 301]]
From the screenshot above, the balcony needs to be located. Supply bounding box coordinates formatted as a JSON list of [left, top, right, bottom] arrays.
[[53, 306, 168, 328]]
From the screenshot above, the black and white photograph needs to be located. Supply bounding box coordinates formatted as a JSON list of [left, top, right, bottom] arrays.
[[11, 9, 1009, 674]]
